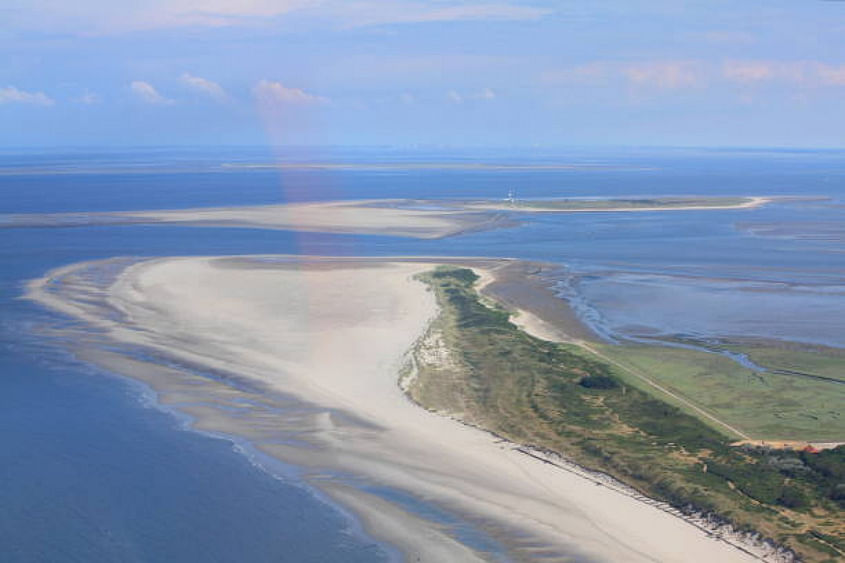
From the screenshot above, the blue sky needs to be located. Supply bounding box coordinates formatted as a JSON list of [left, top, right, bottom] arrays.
[[2, 1, 844, 148]]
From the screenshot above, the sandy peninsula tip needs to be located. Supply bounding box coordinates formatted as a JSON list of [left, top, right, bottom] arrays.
[[27, 255, 764, 562]]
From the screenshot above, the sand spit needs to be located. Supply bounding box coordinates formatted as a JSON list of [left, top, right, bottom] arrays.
[[28, 255, 770, 562], [1, 199, 505, 239]]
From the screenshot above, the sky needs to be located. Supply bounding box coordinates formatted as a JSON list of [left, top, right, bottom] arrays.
[[2, 0, 844, 148]]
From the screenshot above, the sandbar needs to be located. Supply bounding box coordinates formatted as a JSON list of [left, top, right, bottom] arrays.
[[1, 200, 504, 239]]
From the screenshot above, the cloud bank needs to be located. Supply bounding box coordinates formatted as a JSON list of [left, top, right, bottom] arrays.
[[8, 0, 550, 35], [253, 80, 327, 106], [723, 60, 845, 86], [545, 59, 845, 91], [0, 86, 55, 106]]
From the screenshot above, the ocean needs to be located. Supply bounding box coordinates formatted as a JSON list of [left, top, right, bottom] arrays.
[[1, 146, 843, 561]]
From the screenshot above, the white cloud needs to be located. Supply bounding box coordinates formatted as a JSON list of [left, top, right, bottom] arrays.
[[545, 61, 704, 90], [253, 80, 327, 106], [331, 2, 549, 28], [545, 58, 845, 104], [447, 88, 497, 103], [130, 81, 175, 105], [76, 91, 101, 104], [399, 92, 416, 104], [721, 60, 845, 86], [477, 87, 496, 100], [180, 73, 228, 102], [622, 61, 702, 89], [0, 86, 55, 106], [8, 0, 315, 34], [722, 61, 775, 83], [817, 64, 845, 86]]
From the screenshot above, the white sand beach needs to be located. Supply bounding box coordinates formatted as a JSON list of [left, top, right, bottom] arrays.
[[29, 256, 765, 562]]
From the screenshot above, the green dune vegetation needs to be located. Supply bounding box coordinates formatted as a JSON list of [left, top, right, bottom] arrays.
[[507, 196, 755, 210], [408, 267, 844, 563]]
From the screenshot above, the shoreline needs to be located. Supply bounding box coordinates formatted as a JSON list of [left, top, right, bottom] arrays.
[[475, 260, 601, 343], [24, 254, 775, 562]]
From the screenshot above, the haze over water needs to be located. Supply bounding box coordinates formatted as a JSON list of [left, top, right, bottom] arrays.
[[1, 147, 843, 560]]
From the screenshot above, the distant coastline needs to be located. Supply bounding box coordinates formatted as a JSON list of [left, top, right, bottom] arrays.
[[1, 195, 778, 238], [465, 195, 772, 213]]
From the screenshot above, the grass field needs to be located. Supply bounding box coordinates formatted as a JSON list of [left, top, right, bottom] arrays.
[[409, 266, 845, 562], [589, 343, 845, 442]]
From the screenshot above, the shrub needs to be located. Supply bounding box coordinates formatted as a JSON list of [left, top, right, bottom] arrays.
[[777, 485, 809, 510], [579, 374, 619, 389]]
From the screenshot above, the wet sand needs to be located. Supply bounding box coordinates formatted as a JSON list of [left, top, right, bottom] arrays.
[[478, 260, 600, 343]]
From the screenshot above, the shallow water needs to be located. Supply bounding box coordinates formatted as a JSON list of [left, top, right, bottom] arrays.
[[1, 146, 843, 560]]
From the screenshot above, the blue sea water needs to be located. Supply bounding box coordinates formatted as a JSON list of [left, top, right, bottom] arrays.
[[1, 146, 843, 561], [0, 227, 393, 562]]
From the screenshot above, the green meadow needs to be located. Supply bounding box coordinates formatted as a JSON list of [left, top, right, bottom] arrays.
[[589, 343, 845, 442]]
